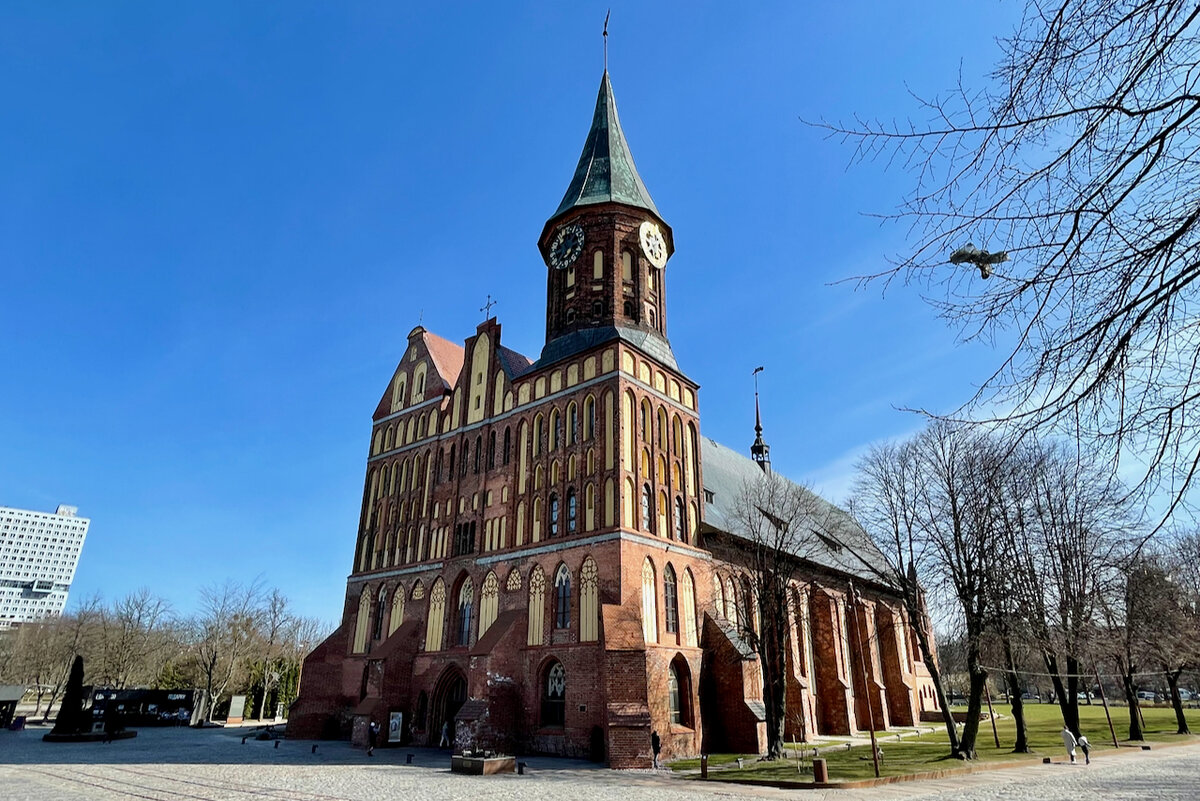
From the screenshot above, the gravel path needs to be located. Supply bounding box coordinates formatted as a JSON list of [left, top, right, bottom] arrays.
[[2, 725, 1197, 801]]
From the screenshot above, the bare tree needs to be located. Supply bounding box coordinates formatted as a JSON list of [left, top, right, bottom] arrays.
[[189, 579, 266, 721], [732, 471, 830, 760], [94, 589, 175, 688], [854, 421, 1005, 758], [853, 437, 961, 754], [819, 1, 1200, 518]]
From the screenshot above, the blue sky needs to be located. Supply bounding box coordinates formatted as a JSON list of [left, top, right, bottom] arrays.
[[1, 2, 1025, 623]]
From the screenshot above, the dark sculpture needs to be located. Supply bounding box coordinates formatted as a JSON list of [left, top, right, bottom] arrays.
[[51, 655, 86, 735]]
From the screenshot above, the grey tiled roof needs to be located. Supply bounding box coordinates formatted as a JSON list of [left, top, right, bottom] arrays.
[[699, 437, 894, 586], [549, 71, 660, 224], [534, 325, 679, 371]]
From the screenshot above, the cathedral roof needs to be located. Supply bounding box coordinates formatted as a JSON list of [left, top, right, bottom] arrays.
[[421, 329, 466, 390], [699, 438, 895, 587], [549, 71, 661, 224]]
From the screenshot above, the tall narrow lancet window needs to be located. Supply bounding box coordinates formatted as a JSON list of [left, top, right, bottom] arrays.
[[549, 493, 560, 538], [641, 484, 653, 532], [668, 663, 682, 724], [584, 396, 596, 440], [457, 578, 474, 647], [488, 431, 496, 469], [675, 497, 686, 543], [567, 488, 577, 533], [554, 565, 571, 629], [373, 587, 387, 641], [663, 565, 679, 636], [549, 409, 560, 451], [503, 427, 512, 464], [542, 661, 566, 727], [567, 403, 578, 446], [641, 558, 658, 643]]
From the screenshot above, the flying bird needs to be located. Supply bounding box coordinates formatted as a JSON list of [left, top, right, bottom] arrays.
[[949, 243, 1008, 279]]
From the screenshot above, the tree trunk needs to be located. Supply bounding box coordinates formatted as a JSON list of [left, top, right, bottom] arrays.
[[906, 598, 960, 754], [1003, 641, 1029, 753], [1165, 669, 1190, 735], [1120, 668, 1143, 741], [1043, 651, 1072, 729], [1063, 655, 1081, 736], [957, 643, 987, 759], [759, 589, 788, 760]]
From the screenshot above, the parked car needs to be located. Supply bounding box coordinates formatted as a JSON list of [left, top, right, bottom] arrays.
[[1136, 690, 1158, 701], [1177, 689, 1196, 702], [1021, 691, 1040, 702]]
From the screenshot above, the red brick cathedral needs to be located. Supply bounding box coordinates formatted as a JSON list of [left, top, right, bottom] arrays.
[[290, 71, 940, 767]]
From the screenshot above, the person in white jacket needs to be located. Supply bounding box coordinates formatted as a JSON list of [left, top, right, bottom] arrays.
[[1061, 726, 1078, 764]]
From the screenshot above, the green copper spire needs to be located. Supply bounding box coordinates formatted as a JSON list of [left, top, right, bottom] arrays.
[[551, 71, 660, 221]]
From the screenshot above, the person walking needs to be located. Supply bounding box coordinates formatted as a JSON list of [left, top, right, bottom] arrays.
[[1078, 734, 1091, 765], [1061, 726, 1078, 764], [439, 720, 451, 748], [367, 720, 379, 756], [650, 730, 662, 769]]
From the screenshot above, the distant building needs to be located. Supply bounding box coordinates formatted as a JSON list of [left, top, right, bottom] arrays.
[[0, 504, 89, 628]]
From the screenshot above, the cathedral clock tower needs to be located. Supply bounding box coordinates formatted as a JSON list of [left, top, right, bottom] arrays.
[[538, 72, 675, 353]]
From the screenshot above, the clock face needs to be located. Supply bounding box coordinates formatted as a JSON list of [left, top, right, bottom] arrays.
[[639, 221, 668, 268], [549, 223, 585, 270]]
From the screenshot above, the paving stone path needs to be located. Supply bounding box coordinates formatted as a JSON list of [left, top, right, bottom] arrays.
[[2, 725, 1196, 801]]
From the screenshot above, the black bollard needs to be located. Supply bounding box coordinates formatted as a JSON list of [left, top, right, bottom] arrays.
[[242, 736, 247, 744], [700, 754, 708, 779], [274, 740, 279, 749], [406, 754, 414, 764], [517, 761, 527, 775], [311, 744, 318, 754]]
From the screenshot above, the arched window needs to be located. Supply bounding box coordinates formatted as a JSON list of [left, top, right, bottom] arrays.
[[584, 396, 596, 440], [641, 484, 653, 531], [353, 587, 372, 653], [549, 408, 560, 451], [714, 574, 726, 619], [681, 569, 698, 647], [641, 559, 658, 643], [567, 488, 577, 533], [640, 399, 651, 442], [549, 493, 560, 538], [663, 565, 678, 636], [488, 431, 496, 469], [503, 427, 512, 464], [534, 414, 544, 456], [657, 407, 668, 451], [542, 661, 566, 727], [373, 587, 388, 641], [448, 444, 456, 479], [456, 578, 474, 647], [567, 402, 577, 446], [473, 436, 481, 474], [668, 663, 682, 724], [433, 449, 443, 485], [668, 657, 692, 726], [554, 565, 571, 629], [675, 497, 687, 543], [623, 300, 635, 318]]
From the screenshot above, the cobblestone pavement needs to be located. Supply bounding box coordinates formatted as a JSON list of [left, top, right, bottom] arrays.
[[2, 725, 1197, 801]]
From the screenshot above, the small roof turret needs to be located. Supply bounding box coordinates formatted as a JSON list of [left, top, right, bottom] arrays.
[[548, 71, 660, 224]]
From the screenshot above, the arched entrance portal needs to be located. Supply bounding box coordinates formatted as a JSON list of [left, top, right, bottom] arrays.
[[431, 668, 467, 748]]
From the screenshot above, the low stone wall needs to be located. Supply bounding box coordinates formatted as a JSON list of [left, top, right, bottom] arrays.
[[450, 755, 516, 775]]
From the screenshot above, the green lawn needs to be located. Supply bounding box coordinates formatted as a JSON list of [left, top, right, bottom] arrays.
[[671, 702, 1200, 784]]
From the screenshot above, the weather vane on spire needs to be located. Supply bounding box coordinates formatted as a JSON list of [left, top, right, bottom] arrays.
[[751, 366, 771, 473], [603, 9, 610, 71]]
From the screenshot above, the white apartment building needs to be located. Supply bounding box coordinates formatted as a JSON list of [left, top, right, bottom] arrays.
[[0, 504, 89, 628]]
